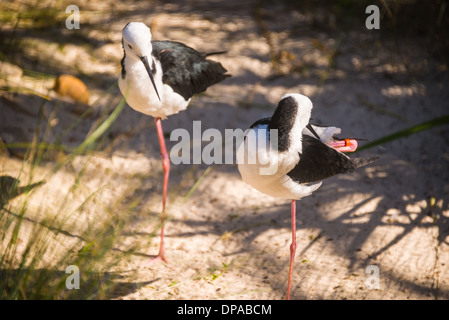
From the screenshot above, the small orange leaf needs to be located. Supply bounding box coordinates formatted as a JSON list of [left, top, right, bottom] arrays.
[[54, 74, 90, 105]]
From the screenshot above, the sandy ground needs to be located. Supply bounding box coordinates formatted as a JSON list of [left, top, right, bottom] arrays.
[[1, 0, 448, 300]]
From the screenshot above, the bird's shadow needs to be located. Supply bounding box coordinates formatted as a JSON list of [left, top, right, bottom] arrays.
[[163, 156, 449, 299]]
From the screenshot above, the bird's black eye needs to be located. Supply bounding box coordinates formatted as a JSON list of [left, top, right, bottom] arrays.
[[128, 44, 133, 49]]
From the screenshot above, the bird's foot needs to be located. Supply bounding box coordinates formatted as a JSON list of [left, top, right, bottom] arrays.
[[145, 252, 173, 269]]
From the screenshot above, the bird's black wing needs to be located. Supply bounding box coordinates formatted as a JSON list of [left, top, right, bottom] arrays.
[[152, 41, 230, 101], [287, 135, 357, 184]]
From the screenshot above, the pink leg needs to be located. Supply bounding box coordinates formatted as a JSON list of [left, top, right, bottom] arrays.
[[153, 117, 170, 263], [286, 199, 297, 300]]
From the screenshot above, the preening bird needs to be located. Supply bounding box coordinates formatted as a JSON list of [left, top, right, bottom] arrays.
[[237, 93, 378, 299]]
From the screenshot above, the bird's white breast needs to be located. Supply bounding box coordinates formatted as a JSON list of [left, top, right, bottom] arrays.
[[119, 57, 190, 119], [237, 126, 321, 200]]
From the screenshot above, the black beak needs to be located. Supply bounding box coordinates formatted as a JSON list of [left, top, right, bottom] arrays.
[[140, 55, 161, 101], [306, 123, 321, 140]]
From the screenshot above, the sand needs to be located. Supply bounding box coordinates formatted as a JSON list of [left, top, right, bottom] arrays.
[[0, 0, 448, 300]]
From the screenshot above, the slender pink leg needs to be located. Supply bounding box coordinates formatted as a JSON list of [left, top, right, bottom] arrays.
[[286, 199, 297, 300], [152, 117, 170, 263]]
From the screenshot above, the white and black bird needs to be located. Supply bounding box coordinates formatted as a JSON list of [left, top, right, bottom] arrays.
[[237, 93, 378, 299], [119, 22, 230, 263]]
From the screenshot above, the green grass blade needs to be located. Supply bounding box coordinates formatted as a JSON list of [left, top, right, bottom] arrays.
[[355, 114, 449, 153], [183, 167, 213, 203], [73, 96, 126, 155]]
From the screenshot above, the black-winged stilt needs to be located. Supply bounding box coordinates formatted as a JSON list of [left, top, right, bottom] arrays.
[[237, 93, 378, 299], [118, 22, 230, 263]]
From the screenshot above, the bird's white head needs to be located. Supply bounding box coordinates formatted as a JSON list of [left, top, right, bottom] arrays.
[[269, 93, 315, 154], [280, 93, 313, 129], [122, 22, 153, 59], [121, 22, 160, 101]]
